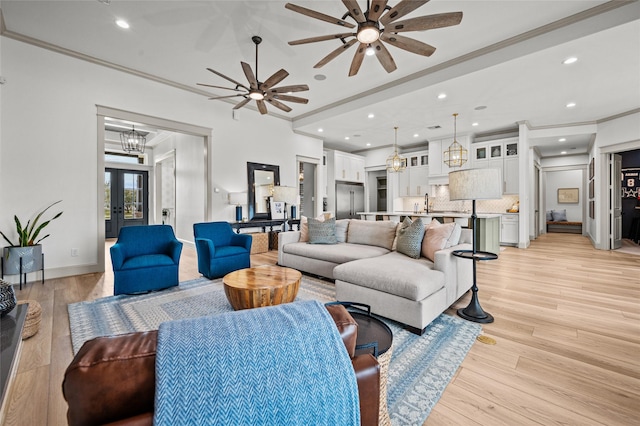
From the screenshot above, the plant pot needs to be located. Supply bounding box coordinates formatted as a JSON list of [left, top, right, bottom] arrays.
[[2, 245, 43, 275]]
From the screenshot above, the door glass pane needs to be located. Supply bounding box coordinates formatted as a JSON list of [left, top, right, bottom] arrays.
[[123, 172, 144, 220], [104, 172, 111, 220]]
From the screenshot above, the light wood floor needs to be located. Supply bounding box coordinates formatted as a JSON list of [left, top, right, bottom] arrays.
[[4, 233, 639, 425]]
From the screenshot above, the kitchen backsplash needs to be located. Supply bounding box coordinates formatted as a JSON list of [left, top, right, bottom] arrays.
[[400, 185, 519, 213]]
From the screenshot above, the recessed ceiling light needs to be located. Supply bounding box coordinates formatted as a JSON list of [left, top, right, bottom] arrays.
[[345, 136, 350, 140], [314, 74, 326, 81], [566, 102, 576, 108], [366, 143, 371, 146], [558, 138, 566, 142], [413, 134, 419, 138], [437, 93, 447, 100], [561, 151, 567, 154], [317, 128, 323, 132], [563, 57, 578, 65], [472, 122, 479, 127], [115, 19, 130, 29], [368, 113, 375, 119], [474, 105, 487, 110]]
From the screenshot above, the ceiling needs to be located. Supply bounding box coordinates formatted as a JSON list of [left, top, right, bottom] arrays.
[[2, 1, 639, 158]]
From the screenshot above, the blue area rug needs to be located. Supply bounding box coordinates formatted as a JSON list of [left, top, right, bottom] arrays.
[[68, 276, 481, 425]]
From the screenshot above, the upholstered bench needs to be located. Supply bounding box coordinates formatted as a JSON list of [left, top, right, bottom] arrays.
[[546, 221, 582, 234]]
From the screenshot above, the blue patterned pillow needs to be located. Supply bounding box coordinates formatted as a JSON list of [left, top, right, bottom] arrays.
[[308, 217, 337, 244], [396, 217, 424, 259]]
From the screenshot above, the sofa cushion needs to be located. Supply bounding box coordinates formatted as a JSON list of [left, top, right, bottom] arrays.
[[347, 220, 398, 250], [334, 251, 444, 301], [422, 220, 457, 262], [121, 254, 176, 270], [335, 219, 350, 243], [552, 209, 567, 221], [396, 217, 425, 259], [308, 217, 337, 244], [283, 242, 389, 264], [300, 214, 327, 242]]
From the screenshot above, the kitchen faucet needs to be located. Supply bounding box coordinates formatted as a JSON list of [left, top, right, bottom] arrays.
[[424, 193, 429, 213]]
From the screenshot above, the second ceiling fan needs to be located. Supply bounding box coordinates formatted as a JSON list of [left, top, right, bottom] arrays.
[[286, 0, 463, 76]]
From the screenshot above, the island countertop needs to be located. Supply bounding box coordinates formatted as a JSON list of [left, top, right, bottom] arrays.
[[356, 211, 502, 219]]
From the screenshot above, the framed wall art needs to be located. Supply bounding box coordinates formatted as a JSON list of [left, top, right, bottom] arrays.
[[589, 200, 595, 219], [558, 188, 579, 204], [269, 200, 285, 219], [589, 179, 594, 199], [589, 158, 594, 180]]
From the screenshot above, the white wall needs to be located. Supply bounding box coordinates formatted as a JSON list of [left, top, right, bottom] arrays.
[[0, 38, 323, 278], [545, 169, 583, 222]]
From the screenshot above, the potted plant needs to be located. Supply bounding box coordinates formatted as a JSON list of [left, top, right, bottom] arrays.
[[1, 201, 63, 275]]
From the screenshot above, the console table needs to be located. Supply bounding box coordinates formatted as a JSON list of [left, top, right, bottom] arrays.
[[0, 304, 28, 423], [231, 219, 301, 234]]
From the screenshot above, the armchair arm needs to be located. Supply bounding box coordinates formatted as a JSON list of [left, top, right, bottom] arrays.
[[195, 238, 215, 259], [278, 231, 301, 267], [110, 244, 125, 270], [168, 240, 183, 264], [230, 233, 252, 251]]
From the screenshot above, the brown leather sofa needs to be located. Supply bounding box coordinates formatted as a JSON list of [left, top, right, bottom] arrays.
[[63, 304, 380, 426]]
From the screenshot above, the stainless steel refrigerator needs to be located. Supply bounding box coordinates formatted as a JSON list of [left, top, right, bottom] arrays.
[[336, 183, 364, 219]]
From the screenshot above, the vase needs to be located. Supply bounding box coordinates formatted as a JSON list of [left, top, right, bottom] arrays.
[[0, 280, 17, 316], [2, 245, 43, 275]]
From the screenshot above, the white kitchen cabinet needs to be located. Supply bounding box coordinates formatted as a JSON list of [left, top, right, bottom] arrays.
[[471, 137, 518, 194], [429, 135, 470, 182], [500, 214, 519, 245], [333, 151, 365, 183], [396, 149, 429, 196], [409, 166, 429, 196], [503, 157, 519, 194]]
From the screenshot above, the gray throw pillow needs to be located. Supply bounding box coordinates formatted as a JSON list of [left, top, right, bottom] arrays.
[[396, 217, 425, 259], [546, 211, 553, 221], [552, 209, 567, 221], [308, 217, 337, 244], [335, 219, 350, 243]]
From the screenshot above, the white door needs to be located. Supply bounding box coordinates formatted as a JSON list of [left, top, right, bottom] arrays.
[[611, 154, 622, 249]]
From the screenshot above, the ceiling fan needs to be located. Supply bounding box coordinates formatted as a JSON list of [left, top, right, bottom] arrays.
[[285, 0, 463, 76], [197, 36, 309, 115]]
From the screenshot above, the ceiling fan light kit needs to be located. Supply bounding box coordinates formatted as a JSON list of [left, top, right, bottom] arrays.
[[198, 36, 309, 115], [286, 0, 463, 76]]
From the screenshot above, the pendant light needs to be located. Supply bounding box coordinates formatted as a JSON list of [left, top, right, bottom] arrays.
[[443, 113, 467, 168], [120, 125, 147, 154], [386, 126, 407, 173]]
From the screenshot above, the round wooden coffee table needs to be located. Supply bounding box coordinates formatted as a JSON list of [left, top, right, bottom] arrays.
[[223, 265, 302, 310]]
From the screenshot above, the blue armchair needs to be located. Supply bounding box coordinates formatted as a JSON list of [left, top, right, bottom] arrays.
[[110, 225, 183, 295], [193, 222, 251, 279]]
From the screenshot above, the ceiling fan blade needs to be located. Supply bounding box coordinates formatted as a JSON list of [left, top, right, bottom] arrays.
[[197, 83, 245, 92], [266, 98, 293, 113], [256, 99, 269, 115], [380, 32, 436, 56], [348, 43, 366, 77], [342, 0, 366, 23], [288, 33, 355, 45], [206, 68, 249, 91], [260, 69, 289, 91], [233, 97, 252, 110], [268, 94, 309, 104], [379, 0, 429, 25], [269, 84, 309, 93], [285, 3, 356, 29], [207, 94, 245, 100], [387, 12, 463, 33], [367, 0, 388, 22], [314, 39, 358, 68], [371, 40, 397, 73], [241, 62, 259, 90]]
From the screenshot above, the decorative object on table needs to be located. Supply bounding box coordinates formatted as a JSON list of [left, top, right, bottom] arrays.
[[120, 125, 146, 154], [443, 113, 468, 168], [228, 192, 247, 222], [1, 200, 62, 289], [272, 185, 299, 219], [449, 168, 502, 323], [17, 299, 41, 339], [197, 36, 309, 115], [67, 274, 481, 425], [0, 278, 17, 316], [386, 126, 407, 173], [269, 200, 286, 220], [557, 187, 579, 204], [285, 1, 463, 76]]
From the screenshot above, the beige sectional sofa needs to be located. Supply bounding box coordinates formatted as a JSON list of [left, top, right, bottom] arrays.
[[278, 219, 473, 334]]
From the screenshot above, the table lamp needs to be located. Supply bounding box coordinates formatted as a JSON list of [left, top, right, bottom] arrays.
[[228, 192, 247, 222], [448, 168, 502, 323], [272, 186, 299, 219]]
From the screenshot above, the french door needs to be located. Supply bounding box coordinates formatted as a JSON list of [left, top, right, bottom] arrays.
[[105, 168, 149, 238]]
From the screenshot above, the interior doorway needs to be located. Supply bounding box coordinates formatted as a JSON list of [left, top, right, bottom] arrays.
[[299, 161, 316, 218]]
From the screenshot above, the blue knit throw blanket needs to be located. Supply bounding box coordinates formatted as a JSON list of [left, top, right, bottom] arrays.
[[153, 300, 360, 426]]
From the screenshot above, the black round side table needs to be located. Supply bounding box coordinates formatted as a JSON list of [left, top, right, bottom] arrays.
[[453, 249, 498, 323]]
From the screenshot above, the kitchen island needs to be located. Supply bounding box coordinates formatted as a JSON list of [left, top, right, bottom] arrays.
[[356, 211, 501, 254]]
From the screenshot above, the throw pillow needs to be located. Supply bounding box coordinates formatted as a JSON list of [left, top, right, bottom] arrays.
[[396, 218, 425, 259], [422, 219, 456, 261], [300, 214, 325, 242], [426, 219, 461, 248], [335, 219, 350, 243], [308, 217, 337, 244], [552, 209, 567, 221], [546, 211, 553, 221]]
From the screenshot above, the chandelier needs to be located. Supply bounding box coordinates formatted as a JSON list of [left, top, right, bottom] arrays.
[[120, 125, 147, 154], [443, 113, 467, 168], [386, 127, 406, 173]]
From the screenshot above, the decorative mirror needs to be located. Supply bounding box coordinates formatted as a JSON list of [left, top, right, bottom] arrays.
[[247, 162, 280, 220]]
